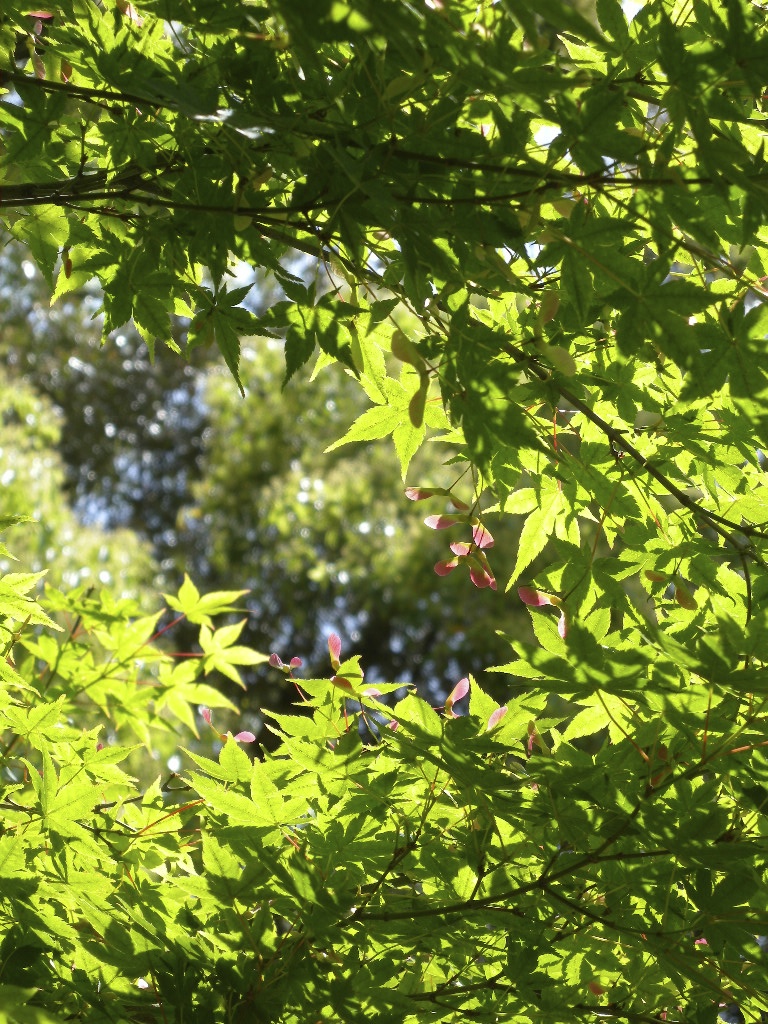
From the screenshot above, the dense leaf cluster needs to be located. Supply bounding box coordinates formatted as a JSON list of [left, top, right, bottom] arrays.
[[1, 568, 766, 1024], [2, 0, 768, 1021]]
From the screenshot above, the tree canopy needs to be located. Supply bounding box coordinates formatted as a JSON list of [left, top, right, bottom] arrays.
[[2, 0, 768, 1022]]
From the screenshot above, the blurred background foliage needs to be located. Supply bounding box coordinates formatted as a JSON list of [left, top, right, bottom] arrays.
[[0, 352, 156, 596], [0, 235, 531, 737]]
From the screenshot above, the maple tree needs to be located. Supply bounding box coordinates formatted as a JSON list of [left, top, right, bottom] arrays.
[[1, 1, 768, 1022]]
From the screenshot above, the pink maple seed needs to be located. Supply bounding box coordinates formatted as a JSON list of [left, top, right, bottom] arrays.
[[674, 583, 698, 610], [434, 558, 460, 576], [424, 514, 468, 530], [472, 523, 494, 549], [234, 731, 256, 743], [468, 562, 497, 590], [117, 0, 144, 24], [268, 653, 284, 669], [473, 546, 493, 566], [201, 707, 213, 726], [487, 706, 507, 730], [405, 486, 448, 501], [449, 541, 472, 556], [445, 677, 470, 717], [328, 633, 342, 669], [449, 495, 471, 511], [558, 612, 568, 639], [331, 675, 355, 694], [289, 656, 303, 669], [518, 587, 556, 607]]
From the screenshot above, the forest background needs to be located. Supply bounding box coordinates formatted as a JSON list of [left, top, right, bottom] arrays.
[[0, 233, 521, 740]]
